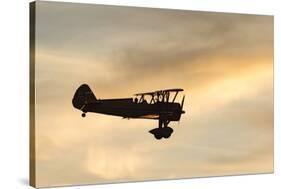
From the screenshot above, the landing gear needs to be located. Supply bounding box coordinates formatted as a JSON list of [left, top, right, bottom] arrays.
[[149, 127, 173, 140], [149, 118, 174, 140], [81, 113, 86, 117], [154, 132, 163, 140], [162, 127, 173, 138]]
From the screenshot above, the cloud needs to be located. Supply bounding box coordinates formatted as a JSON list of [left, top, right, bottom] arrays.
[[33, 1, 273, 187]]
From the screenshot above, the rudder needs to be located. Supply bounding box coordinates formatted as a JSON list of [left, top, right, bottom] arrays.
[[72, 84, 97, 110]]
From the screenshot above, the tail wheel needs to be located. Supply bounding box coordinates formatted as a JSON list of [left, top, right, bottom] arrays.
[[82, 113, 86, 117]]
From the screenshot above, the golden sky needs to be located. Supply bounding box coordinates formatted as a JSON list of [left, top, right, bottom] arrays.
[[34, 1, 273, 187]]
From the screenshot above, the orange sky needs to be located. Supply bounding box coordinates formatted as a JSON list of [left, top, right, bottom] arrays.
[[33, 1, 273, 187]]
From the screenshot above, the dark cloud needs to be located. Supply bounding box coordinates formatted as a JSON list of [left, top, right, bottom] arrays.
[[36, 1, 273, 58]]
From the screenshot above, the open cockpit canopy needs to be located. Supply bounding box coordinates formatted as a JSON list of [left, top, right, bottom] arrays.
[[134, 88, 184, 104]]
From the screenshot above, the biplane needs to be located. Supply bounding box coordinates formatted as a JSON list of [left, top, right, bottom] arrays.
[[72, 84, 186, 139]]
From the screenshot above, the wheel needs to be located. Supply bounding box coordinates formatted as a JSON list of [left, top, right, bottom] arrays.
[[154, 133, 162, 140], [162, 132, 171, 139], [82, 113, 86, 117], [162, 127, 173, 139]]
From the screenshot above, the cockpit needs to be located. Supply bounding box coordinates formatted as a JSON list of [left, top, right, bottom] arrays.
[[133, 89, 184, 104]]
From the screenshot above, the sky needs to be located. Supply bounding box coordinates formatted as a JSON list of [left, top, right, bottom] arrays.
[[33, 1, 273, 187]]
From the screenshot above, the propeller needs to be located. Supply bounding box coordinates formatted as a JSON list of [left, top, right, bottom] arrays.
[[178, 95, 186, 125], [181, 95, 185, 114]]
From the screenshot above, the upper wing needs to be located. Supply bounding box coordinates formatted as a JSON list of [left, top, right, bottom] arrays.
[[162, 88, 184, 92], [134, 88, 184, 96], [134, 91, 155, 96]]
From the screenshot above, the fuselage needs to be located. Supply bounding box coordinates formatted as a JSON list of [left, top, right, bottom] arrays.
[[79, 98, 182, 121]]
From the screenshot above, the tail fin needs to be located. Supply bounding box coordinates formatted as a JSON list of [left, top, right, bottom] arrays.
[[72, 84, 97, 110]]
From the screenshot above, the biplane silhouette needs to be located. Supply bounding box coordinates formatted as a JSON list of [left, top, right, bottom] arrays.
[[72, 84, 186, 139]]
